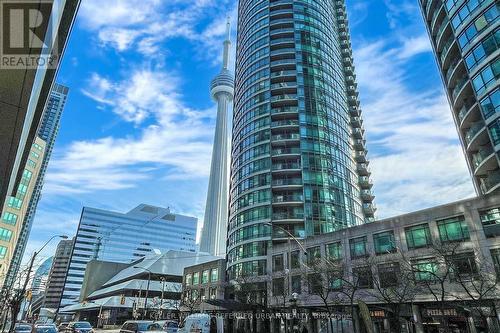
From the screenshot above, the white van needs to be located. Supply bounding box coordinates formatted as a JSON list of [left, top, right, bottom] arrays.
[[177, 314, 224, 333]]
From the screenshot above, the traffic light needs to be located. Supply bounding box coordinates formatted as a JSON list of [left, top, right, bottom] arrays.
[[120, 294, 126, 305], [25, 290, 32, 301]]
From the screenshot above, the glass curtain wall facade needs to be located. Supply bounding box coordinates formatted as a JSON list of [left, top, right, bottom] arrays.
[[227, 0, 375, 280], [420, 0, 500, 194], [58, 204, 197, 309]]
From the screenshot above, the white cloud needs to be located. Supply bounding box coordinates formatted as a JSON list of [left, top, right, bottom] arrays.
[[44, 67, 215, 194], [353, 36, 475, 218]]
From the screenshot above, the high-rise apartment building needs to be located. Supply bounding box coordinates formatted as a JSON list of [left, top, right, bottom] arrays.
[[3, 84, 69, 290], [0, 0, 80, 210], [420, 0, 499, 194], [43, 239, 73, 310], [200, 20, 234, 256], [227, 0, 375, 280], [59, 204, 197, 308], [0, 138, 46, 287]]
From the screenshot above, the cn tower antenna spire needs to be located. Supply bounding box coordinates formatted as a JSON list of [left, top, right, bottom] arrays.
[[222, 17, 231, 70]]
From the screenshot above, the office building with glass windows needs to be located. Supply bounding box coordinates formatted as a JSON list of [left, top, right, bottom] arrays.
[[420, 0, 500, 194], [3, 84, 69, 291], [227, 0, 376, 281], [58, 204, 197, 309], [0, 138, 46, 288]]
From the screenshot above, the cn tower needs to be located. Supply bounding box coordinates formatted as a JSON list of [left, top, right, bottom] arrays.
[[199, 19, 234, 256]]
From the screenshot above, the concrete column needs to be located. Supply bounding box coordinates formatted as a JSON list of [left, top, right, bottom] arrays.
[[412, 305, 424, 333], [383, 319, 390, 333]]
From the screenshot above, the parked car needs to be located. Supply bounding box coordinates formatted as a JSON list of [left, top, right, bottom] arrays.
[[61, 322, 93, 333], [177, 314, 223, 333], [35, 324, 58, 333], [155, 320, 178, 333], [57, 323, 69, 332], [14, 323, 33, 333], [120, 321, 164, 333]]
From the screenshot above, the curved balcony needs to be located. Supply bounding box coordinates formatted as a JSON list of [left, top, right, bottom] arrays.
[[352, 128, 365, 139], [271, 133, 300, 142], [345, 66, 354, 75], [465, 121, 488, 150], [271, 69, 296, 79], [351, 116, 362, 128], [355, 151, 367, 163], [425, 0, 438, 19], [458, 102, 479, 129], [270, 58, 297, 69], [272, 194, 303, 205], [271, 106, 299, 117], [430, 3, 445, 35], [446, 58, 463, 86], [357, 163, 371, 176], [270, 48, 296, 57], [269, 9, 294, 19], [350, 106, 360, 117], [452, 76, 471, 107], [440, 37, 457, 68], [272, 177, 302, 188], [435, 17, 451, 51], [270, 82, 297, 93], [359, 176, 373, 189], [480, 169, 500, 194], [272, 212, 304, 222], [272, 162, 301, 173], [271, 147, 301, 157], [363, 203, 377, 215], [348, 95, 359, 106], [272, 228, 305, 241], [271, 119, 299, 129], [361, 189, 375, 201], [472, 145, 496, 176], [353, 139, 366, 150], [269, 27, 294, 37]]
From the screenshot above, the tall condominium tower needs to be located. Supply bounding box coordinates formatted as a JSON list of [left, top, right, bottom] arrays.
[[200, 21, 234, 256], [420, 0, 499, 194], [59, 204, 197, 309], [3, 84, 69, 290], [42, 239, 73, 311], [227, 0, 375, 280]]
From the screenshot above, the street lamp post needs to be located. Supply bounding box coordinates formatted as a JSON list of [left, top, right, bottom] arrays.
[[12, 235, 67, 331], [133, 267, 152, 320]]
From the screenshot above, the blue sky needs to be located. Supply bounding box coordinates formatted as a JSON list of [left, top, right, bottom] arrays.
[[25, 0, 476, 264]]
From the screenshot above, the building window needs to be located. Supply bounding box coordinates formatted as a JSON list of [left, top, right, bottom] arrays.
[[27, 159, 36, 168], [437, 216, 470, 242], [272, 278, 285, 296], [209, 287, 217, 299], [405, 223, 432, 249], [448, 253, 478, 280], [308, 273, 322, 294], [202, 270, 209, 284], [30, 151, 40, 159], [193, 272, 199, 285], [472, 58, 500, 96], [307, 246, 321, 264], [290, 250, 300, 269], [353, 267, 373, 289], [349, 236, 368, 259], [210, 268, 219, 282], [2, 212, 17, 225], [491, 248, 500, 277], [0, 246, 6, 259], [326, 242, 342, 260], [412, 259, 438, 282], [0, 228, 12, 242], [480, 207, 500, 226], [291, 275, 301, 294], [480, 88, 500, 119], [273, 254, 284, 272], [378, 263, 400, 288], [373, 231, 396, 255]]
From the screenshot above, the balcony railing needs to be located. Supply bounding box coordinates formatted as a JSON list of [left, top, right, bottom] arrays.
[[271, 133, 300, 141], [272, 212, 304, 220], [273, 195, 303, 203], [472, 146, 494, 167], [273, 228, 305, 239], [272, 178, 302, 186], [435, 16, 449, 45], [270, 82, 297, 90], [445, 58, 460, 83], [271, 106, 299, 114], [465, 121, 485, 144], [440, 36, 454, 64], [272, 147, 301, 155], [271, 94, 297, 102], [271, 119, 299, 127], [271, 70, 296, 78], [452, 76, 468, 101], [272, 162, 301, 170], [480, 170, 500, 193]]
